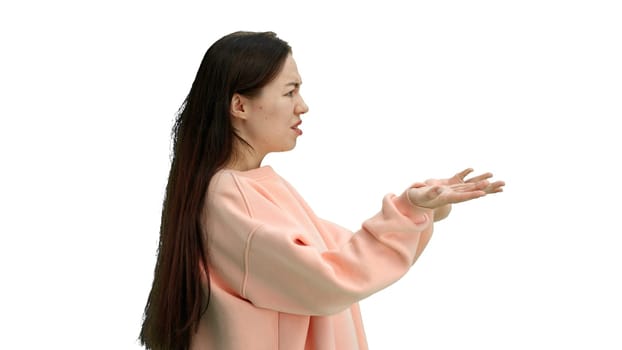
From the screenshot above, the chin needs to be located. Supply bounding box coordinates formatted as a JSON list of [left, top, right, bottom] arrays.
[[276, 141, 297, 153]]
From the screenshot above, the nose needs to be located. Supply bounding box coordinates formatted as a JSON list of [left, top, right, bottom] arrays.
[[296, 95, 309, 115]]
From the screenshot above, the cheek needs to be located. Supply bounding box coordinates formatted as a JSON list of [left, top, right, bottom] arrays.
[[257, 103, 276, 121], [258, 105, 269, 121]]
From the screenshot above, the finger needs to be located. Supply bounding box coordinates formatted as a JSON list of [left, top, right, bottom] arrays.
[[448, 168, 474, 184], [424, 185, 443, 200], [456, 168, 474, 180], [465, 172, 493, 183], [442, 190, 486, 204], [450, 180, 489, 192], [484, 181, 505, 194], [407, 185, 441, 207]]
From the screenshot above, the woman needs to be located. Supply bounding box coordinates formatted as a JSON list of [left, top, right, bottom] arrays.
[[140, 31, 504, 350]]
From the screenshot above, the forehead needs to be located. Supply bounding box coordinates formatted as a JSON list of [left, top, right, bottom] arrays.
[[273, 54, 301, 85]]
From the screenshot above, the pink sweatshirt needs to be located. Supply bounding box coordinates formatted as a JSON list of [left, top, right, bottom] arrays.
[[191, 166, 434, 350]]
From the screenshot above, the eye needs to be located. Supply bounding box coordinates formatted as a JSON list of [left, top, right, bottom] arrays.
[[285, 90, 295, 97]]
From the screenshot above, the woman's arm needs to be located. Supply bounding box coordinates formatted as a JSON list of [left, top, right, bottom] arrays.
[[204, 171, 499, 316]]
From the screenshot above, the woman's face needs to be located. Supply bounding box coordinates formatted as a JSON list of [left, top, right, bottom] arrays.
[[234, 54, 309, 158]]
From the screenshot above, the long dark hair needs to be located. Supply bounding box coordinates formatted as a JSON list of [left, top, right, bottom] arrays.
[[140, 31, 291, 350]]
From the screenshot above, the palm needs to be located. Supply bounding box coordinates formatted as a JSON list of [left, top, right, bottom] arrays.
[[408, 181, 488, 209], [427, 168, 504, 194], [408, 168, 505, 210]]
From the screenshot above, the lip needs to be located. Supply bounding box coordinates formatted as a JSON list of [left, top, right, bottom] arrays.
[[291, 120, 303, 136]]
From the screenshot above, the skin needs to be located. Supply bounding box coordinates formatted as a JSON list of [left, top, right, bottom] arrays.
[[229, 54, 308, 170], [412, 168, 506, 222], [228, 54, 505, 217]]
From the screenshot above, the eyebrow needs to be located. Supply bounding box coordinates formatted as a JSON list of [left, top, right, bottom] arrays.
[[285, 81, 302, 88]]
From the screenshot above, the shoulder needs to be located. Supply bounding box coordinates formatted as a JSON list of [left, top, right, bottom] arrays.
[[209, 169, 241, 196], [209, 166, 279, 196], [207, 166, 286, 217], [206, 170, 250, 215]]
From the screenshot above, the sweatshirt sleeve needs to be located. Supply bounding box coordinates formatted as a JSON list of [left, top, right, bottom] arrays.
[[203, 171, 434, 316]]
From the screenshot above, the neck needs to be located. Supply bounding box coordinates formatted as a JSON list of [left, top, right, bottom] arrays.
[[226, 143, 265, 171]]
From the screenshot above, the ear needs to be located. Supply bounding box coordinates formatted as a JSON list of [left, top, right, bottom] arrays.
[[230, 93, 248, 121]]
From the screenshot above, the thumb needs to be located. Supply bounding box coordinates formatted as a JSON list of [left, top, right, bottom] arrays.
[[424, 185, 443, 201], [407, 185, 442, 208]]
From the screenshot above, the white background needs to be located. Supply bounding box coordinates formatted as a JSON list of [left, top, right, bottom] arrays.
[[1, 0, 621, 349]]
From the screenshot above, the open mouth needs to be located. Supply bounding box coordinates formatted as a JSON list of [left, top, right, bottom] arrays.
[[291, 121, 303, 135]]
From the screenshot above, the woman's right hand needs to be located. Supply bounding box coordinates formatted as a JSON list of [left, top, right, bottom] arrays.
[[406, 179, 490, 210]]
